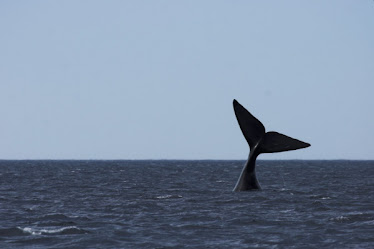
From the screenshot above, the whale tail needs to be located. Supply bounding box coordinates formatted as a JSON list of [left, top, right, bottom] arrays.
[[233, 99, 310, 154]]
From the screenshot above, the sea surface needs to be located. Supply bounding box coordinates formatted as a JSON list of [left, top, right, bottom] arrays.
[[0, 160, 373, 248]]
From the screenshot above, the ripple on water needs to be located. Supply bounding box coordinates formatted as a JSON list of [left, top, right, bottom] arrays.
[[0, 160, 373, 248]]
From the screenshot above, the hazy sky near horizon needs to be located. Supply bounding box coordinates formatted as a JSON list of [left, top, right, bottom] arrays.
[[1, 1, 373, 160]]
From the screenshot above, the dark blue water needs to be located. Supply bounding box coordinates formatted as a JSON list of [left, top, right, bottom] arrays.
[[0, 160, 373, 248]]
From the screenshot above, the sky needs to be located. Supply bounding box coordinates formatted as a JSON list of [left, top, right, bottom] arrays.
[[0, 1, 373, 160]]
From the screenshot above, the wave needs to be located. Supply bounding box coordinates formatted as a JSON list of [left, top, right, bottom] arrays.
[[156, 194, 183, 199], [329, 212, 367, 223], [309, 194, 332, 200], [16, 226, 88, 235]]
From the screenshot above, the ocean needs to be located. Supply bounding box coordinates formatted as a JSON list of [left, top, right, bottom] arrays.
[[0, 160, 373, 248]]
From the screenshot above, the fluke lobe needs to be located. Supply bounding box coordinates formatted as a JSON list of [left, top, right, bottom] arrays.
[[233, 99, 310, 191]]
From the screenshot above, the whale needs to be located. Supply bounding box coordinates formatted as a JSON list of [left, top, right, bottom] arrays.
[[233, 99, 310, 191]]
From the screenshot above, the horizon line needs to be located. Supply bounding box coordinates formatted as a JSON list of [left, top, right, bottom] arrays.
[[0, 158, 373, 161]]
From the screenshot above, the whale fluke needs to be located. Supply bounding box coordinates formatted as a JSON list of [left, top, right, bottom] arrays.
[[259, 132, 310, 153], [233, 99, 310, 191]]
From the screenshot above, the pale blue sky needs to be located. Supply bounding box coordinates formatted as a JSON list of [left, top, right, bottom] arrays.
[[1, 1, 373, 160]]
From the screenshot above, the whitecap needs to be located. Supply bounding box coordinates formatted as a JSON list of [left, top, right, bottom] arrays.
[[330, 216, 350, 222], [362, 220, 374, 225], [156, 195, 182, 199], [18, 226, 82, 235], [348, 211, 364, 216], [280, 209, 294, 213]]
